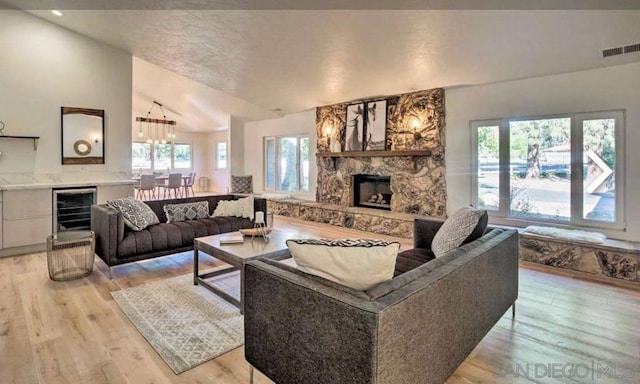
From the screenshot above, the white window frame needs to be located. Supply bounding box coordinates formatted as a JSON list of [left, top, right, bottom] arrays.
[[264, 134, 309, 192], [172, 141, 193, 171], [215, 141, 228, 169], [132, 141, 193, 172], [471, 110, 625, 231]]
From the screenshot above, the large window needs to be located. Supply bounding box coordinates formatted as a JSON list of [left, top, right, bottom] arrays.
[[216, 141, 227, 169], [472, 111, 624, 229], [132, 141, 192, 172], [264, 135, 309, 192]]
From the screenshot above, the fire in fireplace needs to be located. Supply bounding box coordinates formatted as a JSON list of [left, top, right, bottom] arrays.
[[353, 174, 392, 211]]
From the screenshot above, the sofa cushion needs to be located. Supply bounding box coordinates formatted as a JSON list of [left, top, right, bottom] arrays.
[[107, 197, 160, 231], [431, 207, 488, 257], [212, 195, 254, 220], [230, 175, 253, 193], [163, 201, 210, 223], [394, 248, 436, 276], [286, 239, 400, 290]]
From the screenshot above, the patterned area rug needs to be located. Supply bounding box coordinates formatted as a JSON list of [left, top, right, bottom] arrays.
[[112, 273, 243, 374]]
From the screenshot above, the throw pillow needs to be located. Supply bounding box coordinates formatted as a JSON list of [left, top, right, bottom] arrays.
[[286, 239, 400, 290], [230, 175, 253, 194], [107, 197, 160, 231], [163, 201, 209, 223], [211, 195, 254, 220], [431, 206, 488, 257]]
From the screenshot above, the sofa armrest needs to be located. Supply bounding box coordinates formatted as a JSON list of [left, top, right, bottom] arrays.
[[244, 259, 383, 384], [413, 216, 444, 249], [90, 204, 124, 266]]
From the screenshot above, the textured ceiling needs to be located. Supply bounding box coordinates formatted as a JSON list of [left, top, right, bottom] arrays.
[[7, 3, 640, 129]]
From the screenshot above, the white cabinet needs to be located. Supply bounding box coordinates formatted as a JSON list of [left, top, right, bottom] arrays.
[[97, 184, 134, 204], [2, 189, 52, 249]]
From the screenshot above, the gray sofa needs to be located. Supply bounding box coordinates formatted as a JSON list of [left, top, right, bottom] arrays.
[[91, 195, 266, 270], [244, 219, 518, 384]]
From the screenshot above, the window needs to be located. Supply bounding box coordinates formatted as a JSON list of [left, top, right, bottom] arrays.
[[132, 142, 151, 170], [264, 135, 309, 192], [173, 143, 192, 169], [132, 141, 192, 172], [472, 111, 624, 229], [216, 141, 227, 169]]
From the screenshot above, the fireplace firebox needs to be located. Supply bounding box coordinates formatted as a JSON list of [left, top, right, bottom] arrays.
[[353, 174, 392, 211]]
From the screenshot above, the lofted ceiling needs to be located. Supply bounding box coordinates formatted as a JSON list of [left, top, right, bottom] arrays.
[[4, 1, 640, 131]]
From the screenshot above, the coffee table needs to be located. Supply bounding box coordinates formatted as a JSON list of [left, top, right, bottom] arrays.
[[193, 229, 291, 313]]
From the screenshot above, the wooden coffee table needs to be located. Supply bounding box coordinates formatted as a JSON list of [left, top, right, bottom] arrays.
[[193, 229, 291, 313]]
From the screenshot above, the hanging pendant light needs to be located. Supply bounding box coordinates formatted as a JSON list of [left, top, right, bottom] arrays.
[[135, 100, 177, 144]]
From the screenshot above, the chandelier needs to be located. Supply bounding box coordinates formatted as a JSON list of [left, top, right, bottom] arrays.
[[136, 100, 176, 144]]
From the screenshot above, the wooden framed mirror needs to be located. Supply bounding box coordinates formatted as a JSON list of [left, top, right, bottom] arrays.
[[61, 107, 105, 165]]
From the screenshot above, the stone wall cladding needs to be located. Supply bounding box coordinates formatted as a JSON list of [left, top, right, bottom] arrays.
[[520, 234, 639, 282], [269, 199, 415, 239], [315, 88, 447, 218], [267, 200, 300, 218]]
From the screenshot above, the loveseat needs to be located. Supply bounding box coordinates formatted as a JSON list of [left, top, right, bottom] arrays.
[[91, 195, 266, 272], [244, 218, 518, 384]]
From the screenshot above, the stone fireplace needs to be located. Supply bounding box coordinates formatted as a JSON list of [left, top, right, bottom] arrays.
[[353, 174, 392, 211], [315, 88, 447, 218]]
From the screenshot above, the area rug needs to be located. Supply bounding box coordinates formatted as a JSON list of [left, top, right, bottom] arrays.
[[111, 272, 243, 374]]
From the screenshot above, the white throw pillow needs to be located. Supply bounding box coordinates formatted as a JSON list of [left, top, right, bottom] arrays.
[[286, 239, 400, 290], [211, 195, 254, 220], [431, 206, 487, 257]]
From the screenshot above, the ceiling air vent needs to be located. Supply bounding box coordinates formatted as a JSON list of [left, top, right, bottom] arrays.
[[602, 46, 623, 57], [624, 43, 640, 54]]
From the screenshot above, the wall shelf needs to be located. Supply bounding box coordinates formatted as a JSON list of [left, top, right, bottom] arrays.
[[316, 150, 431, 158], [0, 135, 40, 150]]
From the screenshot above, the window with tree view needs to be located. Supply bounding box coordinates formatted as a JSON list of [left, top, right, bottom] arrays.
[[473, 111, 623, 229], [132, 141, 193, 172], [264, 135, 309, 192]]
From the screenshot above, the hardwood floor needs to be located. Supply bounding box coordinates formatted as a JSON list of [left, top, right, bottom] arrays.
[[1, 216, 639, 383]]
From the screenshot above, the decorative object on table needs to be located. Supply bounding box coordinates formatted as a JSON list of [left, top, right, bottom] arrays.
[[112, 272, 243, 374], [136, 100, 176, 144], [47, 230, 95, 281], [61, 106, 105, 165], [219, 234, 245, 244], [239, 228, 273, 236], [230, 175, 253, 193], [248, 211, 269, 242]]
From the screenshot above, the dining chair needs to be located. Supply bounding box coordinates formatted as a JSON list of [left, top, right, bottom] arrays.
[[183, 172, 196, 197], [159, 173, 183, 198], [135, 174, 157, 200]]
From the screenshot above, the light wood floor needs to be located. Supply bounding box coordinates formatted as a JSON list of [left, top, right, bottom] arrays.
[[1, 216, 639, 384]]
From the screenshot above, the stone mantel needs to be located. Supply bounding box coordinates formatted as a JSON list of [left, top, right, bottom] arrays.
[[316, 150, 432, 158], [316, 150, 432, 170]]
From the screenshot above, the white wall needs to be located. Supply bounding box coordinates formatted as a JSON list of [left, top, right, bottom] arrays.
[[228, 115, 245, 184], [446, 61, 640, 241], [244, 109, 317, 199], [0, 11, 132, 175]]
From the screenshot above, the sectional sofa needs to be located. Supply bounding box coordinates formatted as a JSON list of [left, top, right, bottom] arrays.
[[244, 221, 519, 384], [91, 195, 266, 273]]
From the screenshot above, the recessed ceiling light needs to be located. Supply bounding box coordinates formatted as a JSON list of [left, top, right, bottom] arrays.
[[51, 10, 63, 16]]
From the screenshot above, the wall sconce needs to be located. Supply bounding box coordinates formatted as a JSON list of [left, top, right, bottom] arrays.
[[92, 133, 101, 143]]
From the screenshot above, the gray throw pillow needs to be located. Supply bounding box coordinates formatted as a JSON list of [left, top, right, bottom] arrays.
[[230, 175, 253, 194], [431, 206, 487, 257], [107, 197, 160, 231], [163, 201, 210, 223]]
